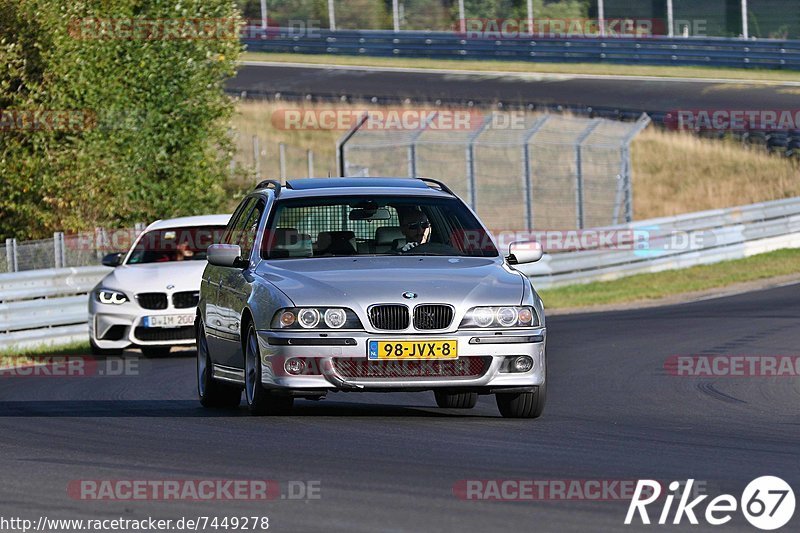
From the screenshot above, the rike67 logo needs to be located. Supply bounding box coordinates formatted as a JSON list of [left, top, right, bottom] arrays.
[[626, 477, 795, 530]]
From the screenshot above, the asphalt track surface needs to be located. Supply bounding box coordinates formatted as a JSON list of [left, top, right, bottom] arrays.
[[229, 62, 800, 114], [2, 283, 799, 532]]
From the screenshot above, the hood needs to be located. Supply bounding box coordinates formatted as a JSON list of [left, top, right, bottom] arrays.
[[256, 256, 525, 309], [99, 261, 208, 294]]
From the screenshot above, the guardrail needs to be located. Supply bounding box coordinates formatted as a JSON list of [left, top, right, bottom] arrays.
[[2, 196, 799, 350], [243, 29, 800, 70], [0, 266, 109, 351], [519, 196, 800, 289]]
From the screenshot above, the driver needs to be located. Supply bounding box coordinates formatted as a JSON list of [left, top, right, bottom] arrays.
[[396, 208, 431, 252]]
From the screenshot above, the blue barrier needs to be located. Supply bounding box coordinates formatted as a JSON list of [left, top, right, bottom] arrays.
[[243, 29, 800, 70]]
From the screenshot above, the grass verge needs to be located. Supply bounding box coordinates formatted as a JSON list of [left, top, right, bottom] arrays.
[[0, 341, 91, 364], [539, 248, 800, 309], [241, 51, 800, 83]]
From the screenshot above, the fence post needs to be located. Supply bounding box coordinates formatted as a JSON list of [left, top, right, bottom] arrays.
[[621, 114, 653, 223], [328, 0, 336, 31], [337, 112, 369, 177], [465, 115, 493, 211], [307, 149, 314, 178], [6, 238, 18, 273], [279, 142, 287, 179], [406, 111, 442, 178], [575, 119, 601, 230], [521, 115, 550, 231], [252, 135, 261, 179]]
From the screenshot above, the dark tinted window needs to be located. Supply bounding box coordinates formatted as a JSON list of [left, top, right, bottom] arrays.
[[126, 226, 226, 264], [262, 195, 498, 259]]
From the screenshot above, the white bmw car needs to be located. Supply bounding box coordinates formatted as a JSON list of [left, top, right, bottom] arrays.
[[89, 215, 230, 357]]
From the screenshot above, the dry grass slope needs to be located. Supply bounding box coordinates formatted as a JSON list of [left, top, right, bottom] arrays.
[[632, 129, 800, 218]]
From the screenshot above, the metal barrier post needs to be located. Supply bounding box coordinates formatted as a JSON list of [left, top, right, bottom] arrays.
[[6, 238, 18, 273], [575, 119, 601, 229], [307, 149, 314, 177], [54, 232, 66, 269]]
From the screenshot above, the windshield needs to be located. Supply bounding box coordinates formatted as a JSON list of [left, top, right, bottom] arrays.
[[261, 196, 498, 259], [126, 225, 226, 264]]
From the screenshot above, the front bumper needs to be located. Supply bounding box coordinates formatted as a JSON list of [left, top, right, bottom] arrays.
[[89, 302, 197, 349], [256, 328, 546, 392]]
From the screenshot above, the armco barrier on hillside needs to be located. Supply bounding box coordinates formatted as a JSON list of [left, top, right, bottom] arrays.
[[243, 28, 800, 70]]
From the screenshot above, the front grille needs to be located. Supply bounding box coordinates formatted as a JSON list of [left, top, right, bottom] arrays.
[[333, 357, 490, 379], [413, 305, 454, 330], [134, 326, 195, 342], [172, 291, 199, 309], [137, 293, 168, 310], [368, 304, 410, 331]]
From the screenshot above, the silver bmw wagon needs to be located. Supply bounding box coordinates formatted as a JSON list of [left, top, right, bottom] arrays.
[[197, 178, 546, 418]]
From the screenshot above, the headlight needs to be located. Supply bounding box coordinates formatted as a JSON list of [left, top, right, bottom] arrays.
[[96, 289, 128, 305], [460, 306, 538, 328], [297, 308, 321, 329], [271, 308, 362, 330], [324, 308, 347, 329], [473, 307, 495, 328]]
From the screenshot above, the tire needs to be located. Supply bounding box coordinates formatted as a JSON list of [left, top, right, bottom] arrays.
[[90, 340, 123, 357], [434, 390, 478, 409], [244, 324, 293, 416], [495, 383, 546, 419], [197, 322, 241, 409], [141, 346, 172, 358]]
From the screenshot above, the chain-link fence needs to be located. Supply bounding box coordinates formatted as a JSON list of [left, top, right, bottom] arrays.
[[338, 111, 650, 231], [1, 226, 146, 274]]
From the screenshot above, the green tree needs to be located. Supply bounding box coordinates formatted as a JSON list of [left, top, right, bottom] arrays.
[[0, 0, 242, 239]]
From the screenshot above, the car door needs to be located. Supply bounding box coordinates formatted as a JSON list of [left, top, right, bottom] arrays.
[[206, 197, 255, 361], [217, 198, 265, 367]]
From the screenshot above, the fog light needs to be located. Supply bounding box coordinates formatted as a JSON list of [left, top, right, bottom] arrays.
[[513, 356, 534, 373], [284, 358, 306, 375]]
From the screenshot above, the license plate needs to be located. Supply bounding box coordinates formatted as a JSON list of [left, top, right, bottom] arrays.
[[142, 314, 195, 328], [368, 340, 458, 360]]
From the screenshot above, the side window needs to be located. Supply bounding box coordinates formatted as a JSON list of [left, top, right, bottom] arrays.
[[237, 200, 266, 260], [222, 198, 255, 245]]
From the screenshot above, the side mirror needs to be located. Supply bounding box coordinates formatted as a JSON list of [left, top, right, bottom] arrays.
[[506, 241, 543, 265], [101, 252, 123, 267], [207, 244, 247, 268]]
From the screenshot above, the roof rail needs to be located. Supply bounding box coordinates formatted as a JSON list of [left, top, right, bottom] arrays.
[[419, 177, 455, 196], [254, 180, 284, 196]]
